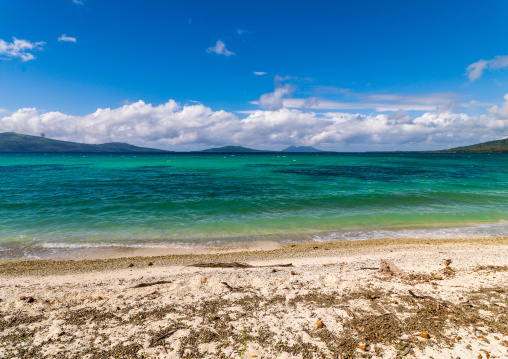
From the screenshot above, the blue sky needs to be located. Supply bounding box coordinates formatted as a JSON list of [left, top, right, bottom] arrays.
[[0, 0, 507, 151]]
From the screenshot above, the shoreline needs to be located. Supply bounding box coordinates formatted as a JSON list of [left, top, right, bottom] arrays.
[[1, 236, 507, 277], [2, 218, 507, 262], [1, 236, 508, 358]]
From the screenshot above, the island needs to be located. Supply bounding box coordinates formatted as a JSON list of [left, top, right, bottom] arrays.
[[0, 132, 171, 153], [438, 138, 508, 153]]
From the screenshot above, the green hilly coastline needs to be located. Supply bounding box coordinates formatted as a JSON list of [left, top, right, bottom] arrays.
[[195, 146, 272, 153], [439, 138, 508, 153], [0, 132, 171, 153], [2, 132, 507, 153], [282, 146, 322, 153]]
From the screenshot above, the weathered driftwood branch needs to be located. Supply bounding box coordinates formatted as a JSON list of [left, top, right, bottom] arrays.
[[188, 262, 293, 269]]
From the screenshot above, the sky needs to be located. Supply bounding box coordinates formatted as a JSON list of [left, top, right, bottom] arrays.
[[0, 0, 508, 151]]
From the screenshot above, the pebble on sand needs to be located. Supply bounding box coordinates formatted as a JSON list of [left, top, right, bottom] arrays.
[[419, 330, 430, 339]]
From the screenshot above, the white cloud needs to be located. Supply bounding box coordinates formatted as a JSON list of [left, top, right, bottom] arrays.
[[58, 34, 77, 43], [0, 37, 45, 61], [253, 72, 267, 76], [279, 98, 437, 112], [72, 0, 84, 5], [252, 91, 477, 112], [207, 40, 234, 56], [257, 84, 295, 110], [255, 75, 473, 112], [467, 55, 508, 82], [1, 96, 507, 151]]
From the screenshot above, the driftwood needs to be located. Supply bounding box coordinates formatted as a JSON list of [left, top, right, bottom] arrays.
[[150, 329, 177, 347], [408, 290, 449, 308], [132, 280, 172, 288], [188, 262, 293, 269], [379, 259, 408, 278], [220, 281, 256, 293]]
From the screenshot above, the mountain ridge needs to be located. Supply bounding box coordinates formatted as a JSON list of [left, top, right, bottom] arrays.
[[194, 145, 273, 153], [282, 146, 323, 153], [0, 132, 171, 153], [438, 138, 508, 153], [1, 132, 507, 153]]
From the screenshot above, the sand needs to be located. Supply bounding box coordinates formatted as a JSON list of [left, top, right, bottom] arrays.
[[1, 236, 508, 358]]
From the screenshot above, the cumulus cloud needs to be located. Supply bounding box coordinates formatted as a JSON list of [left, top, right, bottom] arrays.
[[253, 91, 476, 112], [58, 34, 76, 43], [1, 96, 507, 151], [207, 40, 234, 56], [254, 75, 471, 112], [257, 85, 295, 110], [253, 72, 267, 76], [254, 75, 298, 110], [467, 55, 508, 82], [0, 37, 45, 61]]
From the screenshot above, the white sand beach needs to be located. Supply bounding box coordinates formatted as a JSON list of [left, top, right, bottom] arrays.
[[1, 237, 508, 358]]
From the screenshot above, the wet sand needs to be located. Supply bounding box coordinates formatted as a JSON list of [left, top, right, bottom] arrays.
[[1, 236, 508, 358]]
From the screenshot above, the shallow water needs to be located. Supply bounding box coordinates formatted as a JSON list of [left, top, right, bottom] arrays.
[[0, 152, 506, 258]]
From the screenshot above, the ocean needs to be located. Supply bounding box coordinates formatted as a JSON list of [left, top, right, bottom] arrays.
[[0, 152, 507, 259]]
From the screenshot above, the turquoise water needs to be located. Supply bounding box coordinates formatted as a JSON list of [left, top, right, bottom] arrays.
[[0, 153, 507, 258]]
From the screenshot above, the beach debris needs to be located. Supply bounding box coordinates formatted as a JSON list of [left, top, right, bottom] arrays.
[[366, 293, 379, 300], [444, 259, 452, 266], [401, 344, 412, 356], [209, 314, 220, 321], [150, 329, 177, 347], [409, 290, 449, 308], [19, 296, 36, 303], [188, 262, 293, 269], [379, 259, 408, 278], [148, 262, 153, 266], [430, 273, 443, 280], [271, 269, 277, 273], [316, 318, 323, 328], [358, 345, 368, 351], [313, 246, 319, 249], [132, 280, 172, 288], [128, 263, 134, 267], [291, 271, 296, 275], [419, 330, 430, 339], [460, 300, 473, 307], [219, 281, 255, 293]]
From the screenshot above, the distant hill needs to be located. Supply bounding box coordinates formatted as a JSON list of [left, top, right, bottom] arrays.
[[196, 146, 273, 153], [282, 146, 323, 153], [439, 138, 508, 153], [0, 132, 170, 153]]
